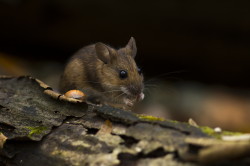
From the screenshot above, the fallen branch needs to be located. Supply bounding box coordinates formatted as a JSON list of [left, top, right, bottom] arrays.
[[0, 76, 249, 166]]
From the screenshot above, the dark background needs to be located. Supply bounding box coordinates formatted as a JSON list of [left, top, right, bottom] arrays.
[[1, 0, 250, 87], [0, 0, 250, 131]]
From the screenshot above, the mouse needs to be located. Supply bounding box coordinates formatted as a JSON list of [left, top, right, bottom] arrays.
[[59, 37, 144, 110]]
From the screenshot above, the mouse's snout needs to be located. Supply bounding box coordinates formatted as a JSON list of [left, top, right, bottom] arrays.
[[121, 83, 144, 101], [129, 84, 143, 96]]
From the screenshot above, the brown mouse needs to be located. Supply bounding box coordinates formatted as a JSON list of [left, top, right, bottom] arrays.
[[59, 37, 144, 109]]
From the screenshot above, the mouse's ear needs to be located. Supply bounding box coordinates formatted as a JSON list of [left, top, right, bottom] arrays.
[[125, 37, 137, 58], [95, 43, 117, 64]]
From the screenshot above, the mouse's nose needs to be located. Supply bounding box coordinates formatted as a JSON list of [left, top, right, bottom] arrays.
[[127, 83, 143, 97]]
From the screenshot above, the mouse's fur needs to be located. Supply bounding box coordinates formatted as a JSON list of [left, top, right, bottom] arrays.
[[59, 37, 144, 109]]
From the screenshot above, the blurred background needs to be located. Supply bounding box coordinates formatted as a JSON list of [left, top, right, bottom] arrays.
[[0, 0, 250, 132]]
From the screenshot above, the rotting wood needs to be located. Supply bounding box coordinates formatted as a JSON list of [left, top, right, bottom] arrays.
[[0, 76, 249, 166]]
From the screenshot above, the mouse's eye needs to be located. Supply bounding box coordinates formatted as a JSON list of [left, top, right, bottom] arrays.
[[138, 68, 142, 75], [119, 70, 128, 79]]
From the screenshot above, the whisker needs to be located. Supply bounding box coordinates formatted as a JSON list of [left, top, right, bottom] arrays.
[[79, 81, 117, 87], [145, 70, 188, 83], [143, 89, 149, 92], [78, 81, 123, 91], [101, 89, 122, 94], [145, 84, 158, 88], [79, 81, 102, 84], [114, 92, 125, 99]]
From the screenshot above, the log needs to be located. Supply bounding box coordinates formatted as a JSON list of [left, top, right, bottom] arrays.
[[0, 76, 249, 166]]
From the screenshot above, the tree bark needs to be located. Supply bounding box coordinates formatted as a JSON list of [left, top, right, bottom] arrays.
[[0, 76, 249, 166]]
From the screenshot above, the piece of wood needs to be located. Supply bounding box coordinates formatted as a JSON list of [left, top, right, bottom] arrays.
[[0, 76, 249, 166]]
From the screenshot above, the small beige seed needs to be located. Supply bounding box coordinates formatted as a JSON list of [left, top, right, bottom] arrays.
[[64, 90, 85, 100]]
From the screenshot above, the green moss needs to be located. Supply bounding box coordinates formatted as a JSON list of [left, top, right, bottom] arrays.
[[26, 126, 48, 137], [221, 130, 243, 136], [167, 120, 179, 124], [137, 114, 165, 121], [200, 126, 243, 139], [200, 126, 217, 137]]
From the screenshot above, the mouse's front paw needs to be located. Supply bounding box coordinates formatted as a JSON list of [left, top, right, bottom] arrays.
[[86, 95, 103, 106], [123, 98, 134, 107]]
